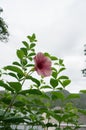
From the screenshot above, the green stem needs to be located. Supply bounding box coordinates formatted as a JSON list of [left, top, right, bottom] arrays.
[[3, 69, 34, 118], [3, 93, 18, 117], [58, 121, 61, 129]]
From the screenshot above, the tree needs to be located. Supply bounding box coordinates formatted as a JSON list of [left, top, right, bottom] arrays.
[[82, 44, 86, 77], [0, 7, 9, 42]]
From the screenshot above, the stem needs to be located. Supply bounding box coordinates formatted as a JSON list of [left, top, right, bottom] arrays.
[[58, 121, 61, 129], [24, 124, 27, 130], [3, 69, 34, 117], [3, 93, 18, 117]]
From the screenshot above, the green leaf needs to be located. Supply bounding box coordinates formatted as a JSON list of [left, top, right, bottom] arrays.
[[40, 85, 52, 89], [20, 47, 27, 56], [58, 68, 66, 74], [50, 56, 58, 60], [46, 123, 54, 127], [17, 73, 24, 79], [19, 89, 42, 95], [26, 64, 34, 67], [80, 90, 86, 93], [12, 61, 21, 66], [21, 59, 27, 66], [66, 94, 80, 100], [16, 49, 24, 59], [18, 89, 31, 95], [44, 52, 50, 57], [58, 76, 69, 79], [7, 82, 22, 92], [4, 65, 24, 77], [27, 33, 37, 42], [52, 71, 57, 79], [52, 91, 64, 100], [0, 80, 14, 92], [28, 52, 36, 56], [78, 109, 86, 115], [28, 89, 42, 95], [1, 97, 11, 104], [26, 75, 40, 86], [31, 48, 35, 52], [41, 92, 50, 99], [50, 78, 58, 88], [48, 110, 62, 122], [13, 101, 25, 107], [3, 116, 24, 123], [60, 79, 71, 88], [30, 43, 36, 49], [62, 79, 71, 87], [22, 41, 29, 49], [59, 59, 63, 65], [27, 56, 32, 61], [8, 72, 18, 80]]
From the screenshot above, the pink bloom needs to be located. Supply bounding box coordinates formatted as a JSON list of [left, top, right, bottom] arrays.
[[34, 52, 52, 77]]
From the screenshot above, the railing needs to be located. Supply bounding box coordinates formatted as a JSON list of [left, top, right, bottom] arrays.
[[48, 124, 86, 130], [60, 124, 86, 130], [3, 124, 86, 130]]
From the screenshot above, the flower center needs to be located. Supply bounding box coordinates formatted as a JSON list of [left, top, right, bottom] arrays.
[[37, 62, 43, 69]]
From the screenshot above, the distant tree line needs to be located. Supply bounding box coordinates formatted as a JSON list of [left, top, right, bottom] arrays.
[[82, 44, 86, 77], [0, 7, 9, 42]]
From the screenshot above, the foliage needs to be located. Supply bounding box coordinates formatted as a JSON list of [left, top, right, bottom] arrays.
[[0, 7, 9, 42], [0, 34, 84, 130]]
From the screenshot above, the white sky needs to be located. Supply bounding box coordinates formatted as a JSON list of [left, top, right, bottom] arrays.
[[0, 0, 86, 93]]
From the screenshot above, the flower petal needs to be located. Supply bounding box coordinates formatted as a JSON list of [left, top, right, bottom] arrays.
[[34, 52, 52, 77]]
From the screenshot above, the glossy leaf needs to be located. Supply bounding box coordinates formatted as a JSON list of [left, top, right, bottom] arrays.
[[0, 80, 14, 92], [26, 75, 40, 86], [22, 41, 29, 49], [28, 52, 36, 56], [18, 89, 31, 95], [19, 89, 42, 95], [62, 79, 71, 87], [44, 52, 50, 57], [52, 91, 64, 100], [58, 76, 69, 79], [52, 67, 57, 73], [4, 65, 24, 77], [58, 80, 70, 88], [26, 64, 34, 67], [50, 78, 58, 88], [7, 82, 22, 92], [17, 49, 24, 59], [12, 61, 21, 66], [20, 47, 27, 56], [8, 72, 18, 80], [40, 85, 52, 89], [27, 33, 37, 42], [21, 59, 27, 66], [50, 56, 58, 60], [27, 56, 32, 61], [28, 89, 42, 95], [59, 59, 63, 65], [58, 68, 66, 74], [52, 71, 57, 79], [30, 43, 36, 49]]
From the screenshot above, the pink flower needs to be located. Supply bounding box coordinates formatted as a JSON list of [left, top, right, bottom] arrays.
[[34, 52, 52, 77]]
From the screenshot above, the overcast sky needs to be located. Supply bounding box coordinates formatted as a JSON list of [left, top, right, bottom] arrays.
[[0, 0, 86, 93]]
